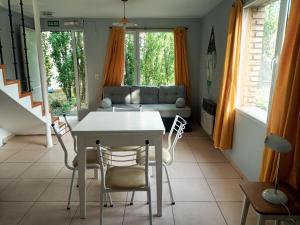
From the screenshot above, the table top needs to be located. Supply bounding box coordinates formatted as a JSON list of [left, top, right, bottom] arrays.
[[240, 182, 300, 215], [72, 111, 165, 135]]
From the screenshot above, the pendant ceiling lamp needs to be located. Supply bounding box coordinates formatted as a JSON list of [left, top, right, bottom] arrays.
[[112, 0, 137, 28]]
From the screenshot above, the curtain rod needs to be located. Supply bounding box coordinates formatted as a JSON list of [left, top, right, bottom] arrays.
[[109, 26, 188, 30]]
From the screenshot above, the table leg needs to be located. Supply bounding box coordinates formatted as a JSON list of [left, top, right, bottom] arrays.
[[154, 136, 163, 217], [78, 138, 87, 219], [240, 195, 250, 225], [257, 214, 265, 225]]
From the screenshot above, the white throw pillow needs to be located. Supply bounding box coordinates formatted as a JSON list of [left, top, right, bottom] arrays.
[[176, 97, 185, 108], [100, 97, 112, 108]]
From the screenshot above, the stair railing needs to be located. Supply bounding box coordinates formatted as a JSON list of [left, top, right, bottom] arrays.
[[20, 0, 31, 92]]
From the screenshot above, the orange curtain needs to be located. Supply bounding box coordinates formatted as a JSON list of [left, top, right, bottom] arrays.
[[102, 27, 125, 86], [259, 0, 300, 191], [174, 27, 191, 105], [213, 0, 242, 150]]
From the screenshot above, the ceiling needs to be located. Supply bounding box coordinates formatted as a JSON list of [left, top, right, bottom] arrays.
[[0, 0, 223, 19]]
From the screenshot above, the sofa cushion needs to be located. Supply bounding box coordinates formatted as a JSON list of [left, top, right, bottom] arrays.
[[159, 85, 185, 104], [100, 97, 112, 108], [131, 86, 159, 104], [103, 86, 131, 104], [176, 97, 185, 108], [141, 104, 191, 118]]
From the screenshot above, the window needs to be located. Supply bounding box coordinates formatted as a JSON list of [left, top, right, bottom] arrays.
[[124, 31, 175, 86], [238, 0, 289, 114]]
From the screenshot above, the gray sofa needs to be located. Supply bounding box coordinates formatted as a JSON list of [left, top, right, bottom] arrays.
[[98, 85, 192, 131]]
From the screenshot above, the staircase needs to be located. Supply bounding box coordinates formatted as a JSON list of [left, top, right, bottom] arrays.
[[0, 64, 64, 135]]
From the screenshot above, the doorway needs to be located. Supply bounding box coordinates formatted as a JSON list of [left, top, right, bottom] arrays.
[[41, 31, 87, 116]]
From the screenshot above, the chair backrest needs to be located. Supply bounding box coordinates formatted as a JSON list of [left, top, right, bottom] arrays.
[[51, 123, 73, 170], [96, 140, 150, 189], [112, 105, 143, 112], [166, 115, 187, 164], [63, 114, 77, 153]]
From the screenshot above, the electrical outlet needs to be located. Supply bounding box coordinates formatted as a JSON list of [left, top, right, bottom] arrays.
[[95, 74, 100, 80]]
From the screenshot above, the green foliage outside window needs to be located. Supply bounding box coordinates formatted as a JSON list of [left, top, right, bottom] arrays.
[[124, 32, 175, 86]]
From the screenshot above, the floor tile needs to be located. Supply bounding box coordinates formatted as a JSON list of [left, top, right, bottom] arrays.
[[0, 163, 32, 178], [38, 150, 75, 163], [189, 139, 227, 163], [0, 149, 20, 162], [0, 179, 15, 192], [87, 180, 128, 202], [171, 178, 214, 201], [20, 163, 63, 179], [0, 202, 33, 225], [19, 202, 76, 225], [207, 179, 243, 201], [199, 163, 240, 179], [123, 203, 174, 225], [218, 202, 276, 225], [173, 148, 197, 162], [5, 150, 46, 162], [168, 162, 204, 178], [0, 179, 51, 201], [173, 202, 226, 225], [38, 179, 80, 202], [70, 202, 125, 225]]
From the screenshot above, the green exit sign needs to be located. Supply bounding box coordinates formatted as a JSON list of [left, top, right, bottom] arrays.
[[47, 20, 60, 27]]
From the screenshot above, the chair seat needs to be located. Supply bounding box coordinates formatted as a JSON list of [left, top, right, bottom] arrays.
[[73, 148, 100, 168], [105, 166, 146, 189], [137, 147, 171, 164]]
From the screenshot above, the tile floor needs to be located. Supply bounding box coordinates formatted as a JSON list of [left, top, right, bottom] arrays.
[[0, 123, 274, 225]]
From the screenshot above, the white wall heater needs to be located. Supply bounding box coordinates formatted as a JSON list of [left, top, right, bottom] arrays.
[[200, 99, 217, 137]]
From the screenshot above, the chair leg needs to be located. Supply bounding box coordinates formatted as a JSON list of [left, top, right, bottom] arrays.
[[67, 169, 76, 210], [147, 188, 153, 225], [163, 164, 175, 205], [76, 170, 79, 187], [108, 193, 114, 207], [100, 190, 104, 225], [130, 192, 135, 205], [103, 192, 108, 207], [256, 214, 265, 225]]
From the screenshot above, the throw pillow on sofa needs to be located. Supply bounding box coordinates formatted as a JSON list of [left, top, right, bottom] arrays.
[[100, 97, 112, 108], [176, 97, 185, 108]]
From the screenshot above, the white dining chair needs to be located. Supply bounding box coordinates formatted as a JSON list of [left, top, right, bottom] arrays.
[[132, 115, 187, 205], [96, 140, 152, 225], [63, 114, 77, 153], [51, 123, 113, 209]]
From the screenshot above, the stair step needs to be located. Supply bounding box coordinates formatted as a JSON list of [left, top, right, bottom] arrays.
[[20, 92, 32, 98], [32, 101, 43, 108], [5, 79, 19, 85]]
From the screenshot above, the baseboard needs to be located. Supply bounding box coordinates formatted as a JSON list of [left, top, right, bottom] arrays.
[[222, 151, 249, 181]]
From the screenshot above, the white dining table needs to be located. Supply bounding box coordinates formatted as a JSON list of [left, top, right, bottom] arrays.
[[72, 111, 165, 219]]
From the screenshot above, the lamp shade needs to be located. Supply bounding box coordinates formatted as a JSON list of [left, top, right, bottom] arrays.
[[265, 134, 292, 153]]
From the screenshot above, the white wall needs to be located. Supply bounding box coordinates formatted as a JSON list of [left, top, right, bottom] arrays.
[[41, 18, 202, 118], [198, 0, 267, 181]]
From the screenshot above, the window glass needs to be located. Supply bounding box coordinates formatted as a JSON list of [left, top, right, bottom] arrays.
[[124, 31, 175, 86], [239, 0, 281, 111]]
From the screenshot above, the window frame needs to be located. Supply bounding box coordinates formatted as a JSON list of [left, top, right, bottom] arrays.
[[124, 29, 174, 86], [237, 0, 290, 124]]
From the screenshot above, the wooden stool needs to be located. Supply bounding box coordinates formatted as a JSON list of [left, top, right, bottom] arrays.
[[240, 182, 300, 225]]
